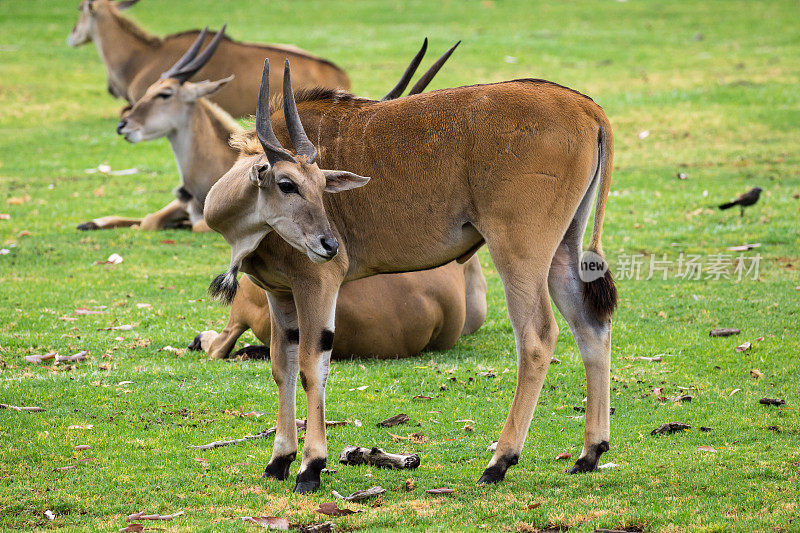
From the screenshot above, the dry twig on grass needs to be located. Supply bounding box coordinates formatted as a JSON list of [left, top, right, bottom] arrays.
[[0, 403, 44, 412]]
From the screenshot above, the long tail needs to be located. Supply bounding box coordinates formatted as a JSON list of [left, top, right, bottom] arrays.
[[718, 201, 736, 210], [583, 124, 618, 320]]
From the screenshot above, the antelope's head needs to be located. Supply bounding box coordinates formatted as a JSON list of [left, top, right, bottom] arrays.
[[68, 0, 139, 47], [116, 26, 232, 143], [205, 60, 371, 303]]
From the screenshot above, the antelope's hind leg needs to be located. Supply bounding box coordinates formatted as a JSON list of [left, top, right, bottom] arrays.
[[549, 240, 614, 473], [478, 245, 559, 484], [262, 292, 300, 481]]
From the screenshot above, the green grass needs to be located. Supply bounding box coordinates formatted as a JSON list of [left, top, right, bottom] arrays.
[[1, 0, 799, 531]]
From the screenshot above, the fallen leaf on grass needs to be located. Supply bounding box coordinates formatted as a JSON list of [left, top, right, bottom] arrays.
[[160, 240, 176, 245], [735, 341, 751, 352], [651, 422, 691, 435], [75, 445, 91, 450], [425, 487, 455, 495], [487, 441, 497, 452], [677, 172, 689, 180], [67, 424, 93, 430], [118, 524, 143, 532], [727, 243, 760, 251], [555, 451, 572, 461], [637, 356, 662, 362], [638, 130, 650, 140], [0, 213, 9, 220], [193, 457, 207, 463], [102, 324, 133, 331], [598, 462, 618, 469], [653, 387, 666, 401], [750, 369, 764, 379], [412, 395, 433, 400], [316, 502, 357, 516], [74, 307, 102, 315], [526, 502, 542, 510], [332, 485, 386, 502], [7, 195, 31, 205], [759, 398, 785, 406], [710, 328, 740, 337], [376, 413, 410, 428], [44, 510, 55, 520], [348, 385, 369, 391], [241, 516, 290, 530], [17, 230, 31, 237], [53, 465, 77, 472], [669, 395, 692, 403], [94, 253, 123, 266], [0, 249, 10, 256], [729, 388, 741, 396], [136, 303, 152, 309], [697, 445, 717, 453]]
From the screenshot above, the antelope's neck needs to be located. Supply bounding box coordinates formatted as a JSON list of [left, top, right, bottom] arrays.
[[167, 100, 241, 208], [92, 14, 156, 100]]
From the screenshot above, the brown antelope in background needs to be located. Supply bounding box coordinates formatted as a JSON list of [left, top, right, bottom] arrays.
[[205, 59, 617, 492], [67, 0, 349, 116], [77, 32, 458, 231], [189, 254, 486, 360]]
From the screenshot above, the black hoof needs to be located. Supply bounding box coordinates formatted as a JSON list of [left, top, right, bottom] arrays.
[[187, 333, 203, 351], [477, 453, 518, 485], [292, 458, 325, 493], [292, 480, 321, 494], [569, 441, 609, 474], [263, 453, 296, 481], [231, 344, 270, 360], [76, 221, 99, 231]]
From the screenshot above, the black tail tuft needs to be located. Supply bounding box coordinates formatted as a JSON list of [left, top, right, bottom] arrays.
[[583, 268, 618, 321], [208, 266, 239, 305], [718, 201, 736, 210]]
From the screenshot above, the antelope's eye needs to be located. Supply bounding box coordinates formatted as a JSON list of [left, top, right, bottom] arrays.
[[157, 92, 172, 99], [278, 181, 298, 194]]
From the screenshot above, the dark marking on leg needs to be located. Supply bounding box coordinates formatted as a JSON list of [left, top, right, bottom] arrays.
[[299, 371, 308, 392], [263, 452, 296, 480], [172, 185, 192, 202], [569, 440, 610, 474], [319, 329, 334, 352], [230, 345, 270, 360], [286, 328, 300, 344], [477, 453, 519, 484], [187, 333, 203, 351], [293, 457, 326, 494]]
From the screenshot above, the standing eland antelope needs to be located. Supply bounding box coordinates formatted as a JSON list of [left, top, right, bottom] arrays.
[[189, 254, 486, 360], [204, 59, 617, 493], [77, 32, 459, 231], [67, 0, 349, 117]]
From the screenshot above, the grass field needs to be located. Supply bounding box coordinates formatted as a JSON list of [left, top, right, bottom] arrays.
[[1, 1, 799, 531]]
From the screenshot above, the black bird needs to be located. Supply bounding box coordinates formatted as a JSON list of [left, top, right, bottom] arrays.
[[719, 187, 763, 217]]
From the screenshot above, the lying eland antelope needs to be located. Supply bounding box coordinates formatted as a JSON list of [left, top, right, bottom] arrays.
[[189, 254, 486, 360], [77, 32, 458, 231], [205, 59, 617, 492], [67, 0, 349, 116]]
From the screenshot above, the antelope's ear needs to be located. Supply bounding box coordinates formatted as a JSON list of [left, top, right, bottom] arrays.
[[116, 0, 140, 10], [249, 162, 272, 188], [183, 75, 234, 101], [322, 170, 371, 193]]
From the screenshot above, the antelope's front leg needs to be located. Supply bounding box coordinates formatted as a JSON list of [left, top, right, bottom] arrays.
[[292, 284, 340, 494], [262, 292, 300, 481]]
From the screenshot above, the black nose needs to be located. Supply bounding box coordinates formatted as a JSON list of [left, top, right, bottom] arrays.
[[320, 236, 339, 256], [116, 119, 127, 135]]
